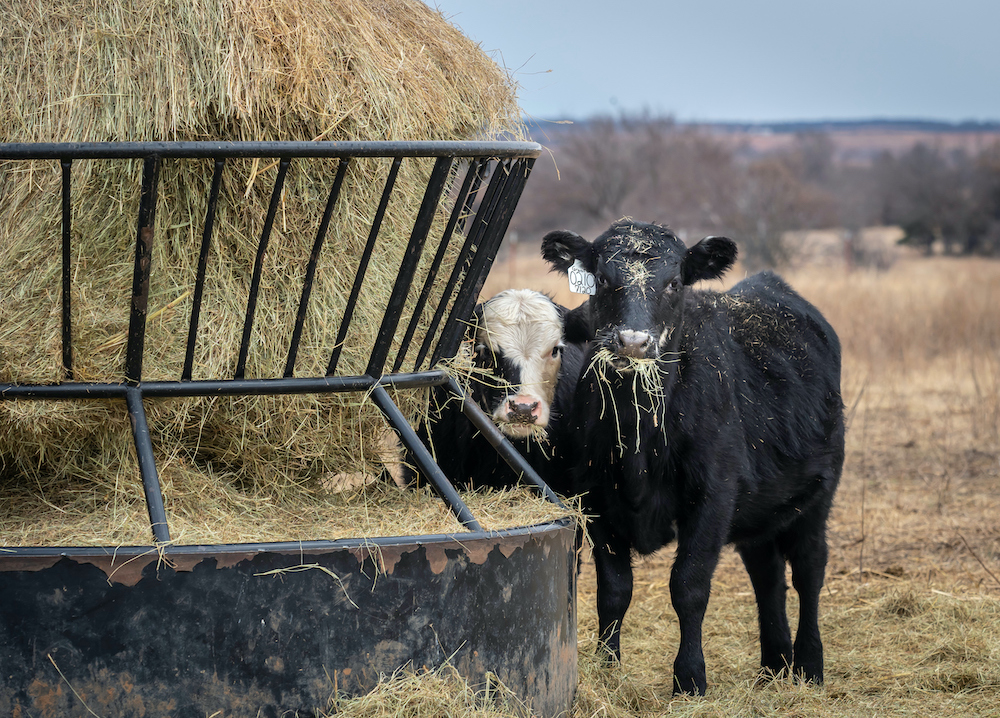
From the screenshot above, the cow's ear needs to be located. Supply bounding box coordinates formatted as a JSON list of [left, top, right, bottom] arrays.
[[541, 230, 593, 274], [681, 236, 737, 285]]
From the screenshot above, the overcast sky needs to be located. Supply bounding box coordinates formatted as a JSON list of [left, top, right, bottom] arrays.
[[424, 1, 1000, 124]]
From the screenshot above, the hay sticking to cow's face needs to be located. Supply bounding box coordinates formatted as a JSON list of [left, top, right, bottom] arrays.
[[542, 220, 737, 365], [473, 290, 566, 439]]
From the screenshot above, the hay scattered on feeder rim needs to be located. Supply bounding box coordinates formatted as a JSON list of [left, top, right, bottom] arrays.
[[0, 459, 578, 547]]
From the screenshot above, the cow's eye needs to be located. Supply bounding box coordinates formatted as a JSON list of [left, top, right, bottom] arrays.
[[550, 344, 564, 359], [666, 278, 681, 293], [596, 273, 608, 287]]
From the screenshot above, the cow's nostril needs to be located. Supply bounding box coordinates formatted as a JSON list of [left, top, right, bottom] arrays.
[[507, 400, 539, 424], [617, 330, 653, 358]]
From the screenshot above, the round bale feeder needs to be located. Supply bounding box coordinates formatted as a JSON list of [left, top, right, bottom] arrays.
[[0, 141, 577, 718]]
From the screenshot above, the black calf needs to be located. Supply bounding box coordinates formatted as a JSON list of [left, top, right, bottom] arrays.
[[542, 219, 844, 694]]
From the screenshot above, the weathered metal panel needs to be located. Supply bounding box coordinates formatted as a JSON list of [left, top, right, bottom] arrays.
[[0, 523, 576, 717]]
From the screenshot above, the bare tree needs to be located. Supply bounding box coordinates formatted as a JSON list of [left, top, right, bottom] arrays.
[[725, 157, 837, 271], [559, 116, 636, 222], [506, 117, 1000, 262]]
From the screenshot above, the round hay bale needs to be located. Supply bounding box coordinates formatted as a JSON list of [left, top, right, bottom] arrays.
[[2, 0, 520, 144], [0, 0, 525, 532]]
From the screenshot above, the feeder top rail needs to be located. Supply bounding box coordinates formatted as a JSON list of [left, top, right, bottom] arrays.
[[0, 140, 542, 160]]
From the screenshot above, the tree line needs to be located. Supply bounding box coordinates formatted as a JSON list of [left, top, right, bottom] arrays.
[[507, 115, 1000, 269]]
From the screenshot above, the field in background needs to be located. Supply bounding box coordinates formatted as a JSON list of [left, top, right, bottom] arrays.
[[481, 243, 1000, 717]]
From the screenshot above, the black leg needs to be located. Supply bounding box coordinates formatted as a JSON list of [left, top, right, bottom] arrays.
[[784, 525, 829, 683], [737, 540, 793, 678], [590, 521, 633, 662], [669, 531, 725, 695]]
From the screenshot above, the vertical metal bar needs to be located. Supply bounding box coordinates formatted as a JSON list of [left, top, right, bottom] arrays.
[[326, 157, 402, 376], [434, 157, 535, 365], [235, 157, 291, 380], [365, 156, 452, 377], [393, 159, 478, 373], [125, 155, 161, 385], [60, 159, 74, 380], [183, 158, 226, 381], [368, 384, 482, 532], [285, 158, 350, 378], [431, 158, 511, 367], [412, 159, 489, 371], [125, 387, 171, 543]]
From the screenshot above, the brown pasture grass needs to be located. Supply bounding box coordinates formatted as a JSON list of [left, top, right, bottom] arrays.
[[323, 249, 1000, 717]]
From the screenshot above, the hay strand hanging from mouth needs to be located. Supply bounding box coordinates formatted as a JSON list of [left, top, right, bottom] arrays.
[[587, 348, 666, 456]]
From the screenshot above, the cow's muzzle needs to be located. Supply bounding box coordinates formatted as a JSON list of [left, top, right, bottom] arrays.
[[505, 398, 540, 424], [611, 329, 654, 359], [493, 393, 548, 438]]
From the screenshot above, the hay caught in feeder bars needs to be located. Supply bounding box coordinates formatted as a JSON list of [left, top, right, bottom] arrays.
[[0, 0, 533, 542]]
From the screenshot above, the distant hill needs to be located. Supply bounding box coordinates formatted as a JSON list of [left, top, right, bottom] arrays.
[[524, 116, 1000, 165], [702, 119, 1000, 163], [698, 118, 1000, 134]]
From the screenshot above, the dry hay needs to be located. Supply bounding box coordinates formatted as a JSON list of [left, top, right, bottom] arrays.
[[322, 664, 529, 718], [1, 0, 520, 145], [299, 561, 1000, 718], [0, 463, 574, 547], [0, 0, 535, 542], [566, 552, 1000, 718]]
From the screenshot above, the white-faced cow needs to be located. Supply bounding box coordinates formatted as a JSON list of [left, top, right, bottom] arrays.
[[542, 219, 844, 695], [404, 289, 585, 492]]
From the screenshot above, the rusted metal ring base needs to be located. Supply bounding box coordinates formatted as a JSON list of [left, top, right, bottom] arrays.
[[0, 521, 577, 717]]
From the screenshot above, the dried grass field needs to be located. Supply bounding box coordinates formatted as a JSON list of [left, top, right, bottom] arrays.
[[479, 248, 1000, 717]]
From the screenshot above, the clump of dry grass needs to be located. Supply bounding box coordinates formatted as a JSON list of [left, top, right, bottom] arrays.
[[321, 664, 529, 718], [585, 347, 665, 456]]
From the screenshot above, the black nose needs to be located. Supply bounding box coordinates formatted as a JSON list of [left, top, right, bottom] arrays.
[[507, 400, 539, 424], [614, 330, 653, 358]]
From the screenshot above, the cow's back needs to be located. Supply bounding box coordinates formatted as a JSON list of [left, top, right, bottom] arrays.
[[713, 271, 844, 542]]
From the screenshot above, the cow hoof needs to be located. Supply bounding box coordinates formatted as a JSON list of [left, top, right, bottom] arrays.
[[672, 677, 707, 696]]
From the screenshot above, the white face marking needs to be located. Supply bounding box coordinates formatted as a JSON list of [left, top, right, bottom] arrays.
[[477, 289, 564, 436]]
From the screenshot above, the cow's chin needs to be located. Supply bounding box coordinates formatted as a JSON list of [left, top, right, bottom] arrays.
[[497, 422, 547, 440], [607, 355, 638, 373], [593, 346, 659, 374]]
